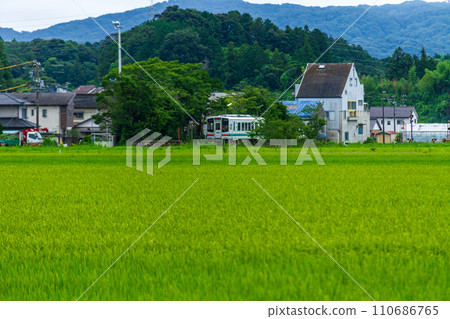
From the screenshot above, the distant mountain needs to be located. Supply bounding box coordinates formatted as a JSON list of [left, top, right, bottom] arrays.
[[1, 0, 449, 58]]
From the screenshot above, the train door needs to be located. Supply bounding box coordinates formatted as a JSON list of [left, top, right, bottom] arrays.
[[214, 117, 222, 138], [206, 118, 214, 138]]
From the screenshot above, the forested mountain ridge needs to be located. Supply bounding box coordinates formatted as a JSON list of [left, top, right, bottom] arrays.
[[2, 6, 383, 90], [0, 0, 448, 58], [0, 6, 448, 123]]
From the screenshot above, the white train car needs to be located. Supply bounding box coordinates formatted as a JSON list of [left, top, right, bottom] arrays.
[[205, 114, 263, 140]]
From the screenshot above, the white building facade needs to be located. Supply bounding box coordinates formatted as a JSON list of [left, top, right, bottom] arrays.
[[295, 63, 370, 143]]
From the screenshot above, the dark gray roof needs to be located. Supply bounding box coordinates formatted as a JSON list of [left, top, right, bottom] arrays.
[[73, 94, 101, 109], [0, 117, 37, 129], [370, 106, 416, 118], [0, 93, 32, 106], [296, 63, 352, 98], [74, 85, 104, 94], [11, 93, 75, 106]]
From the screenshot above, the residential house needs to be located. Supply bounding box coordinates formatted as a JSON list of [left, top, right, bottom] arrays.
[[294, 63, 370, 143], [12, 93, 75, 135], [370, 106, 418, 136], [0, 93, 36, 131], [72, 86, 106, 136]]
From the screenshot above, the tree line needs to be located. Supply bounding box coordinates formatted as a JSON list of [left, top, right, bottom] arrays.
[[0, 6, 448, 125]]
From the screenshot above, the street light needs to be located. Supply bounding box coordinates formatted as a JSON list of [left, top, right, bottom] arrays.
[[113, 21, 123, 74]]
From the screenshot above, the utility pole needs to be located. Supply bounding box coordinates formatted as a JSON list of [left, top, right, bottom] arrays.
[[401, 94, 407, 107], [391, 95, 397, 133], [382, 91, 386, 144], [31, 61, 43, 129], [113, 21, 123, 74], [410, 113, 414, 142]]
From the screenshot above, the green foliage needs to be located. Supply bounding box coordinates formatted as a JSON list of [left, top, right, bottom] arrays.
[[0, 133, 19, 140], [159, 28, 210, 64], [42, 136, 58, 147], [95, 6, 383, 92], [208, 85, 287, 119], [95, 58, 222, 143], [298, 104, 327, 140], [4, 39, 98, 88], [80, 135, 92, 145], [253, 103, 326, 140], [0, 122, 3, 135], [253, 116, 303, 140], [0, 37, 13, 88], [386, 47, 414, 80]]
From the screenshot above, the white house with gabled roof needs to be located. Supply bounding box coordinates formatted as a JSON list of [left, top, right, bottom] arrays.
[[294, 63, 370, 143]]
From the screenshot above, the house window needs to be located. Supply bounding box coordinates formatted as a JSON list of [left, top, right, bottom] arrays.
[[358, 100, 363, 106], [387, 121, 391, 125], [397, 120, 401, 125], [349, 78, 353, 87], [22, 108, 27, 119], [31, 109, 34, 116], [358, 125, 363, 135], [326, 111, 335, 121], [345, 90, 347, 95], [345, 132, 349, 141], [347, 101, 356, 117], [42, 109, 47, 118], [74, 112, 84, 120]]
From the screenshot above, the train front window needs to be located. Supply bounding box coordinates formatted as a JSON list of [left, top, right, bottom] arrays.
[[222, 118, 229, 132], [207, 119, 214, 132], [215, 122, 221, 131]]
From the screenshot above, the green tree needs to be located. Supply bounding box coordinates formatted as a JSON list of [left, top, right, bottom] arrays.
[[95, 58, 222, 143], [159, 29, 210, 64], [299, 103, 327, 140], [253, 116, 303, 139], [0, 37, 12, 88], [415, 47, 437, 79], [294, 37, 315, 65], [386, 47, 413, 80]]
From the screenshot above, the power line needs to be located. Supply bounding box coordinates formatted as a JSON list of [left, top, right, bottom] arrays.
[[0, 61, 33, 71], [0, 83, 28, 93]]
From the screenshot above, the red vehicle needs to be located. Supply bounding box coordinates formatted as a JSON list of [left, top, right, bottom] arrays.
[[22, 128, 49, 145]]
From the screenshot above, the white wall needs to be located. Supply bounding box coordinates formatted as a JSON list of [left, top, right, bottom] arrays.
[[24, 106, 61, 133], [73, 108, 98, 125]]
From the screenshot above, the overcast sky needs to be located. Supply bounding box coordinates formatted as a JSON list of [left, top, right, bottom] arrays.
[[0, 0, 445, 31]]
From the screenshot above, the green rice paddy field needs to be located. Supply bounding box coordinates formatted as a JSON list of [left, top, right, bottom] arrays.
[[0, 144, 449, 301]]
